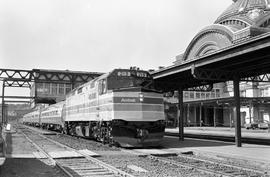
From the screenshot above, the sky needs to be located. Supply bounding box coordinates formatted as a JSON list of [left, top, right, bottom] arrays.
[[0, 0, 232, 97]]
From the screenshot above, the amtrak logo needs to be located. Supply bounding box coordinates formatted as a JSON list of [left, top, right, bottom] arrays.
[[121, 98, 136, 103]]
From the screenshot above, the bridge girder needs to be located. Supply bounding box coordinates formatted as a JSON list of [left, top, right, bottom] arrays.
[[0, 68, 33, 80], [3, 79, 32, 88], [0, 68, 102, 84]]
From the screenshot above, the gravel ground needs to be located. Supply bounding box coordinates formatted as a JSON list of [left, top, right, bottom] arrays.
[[194, 152, 270, 173], [45, 134, 216, 176], [10, 124, 268, 177], [165, 155, 264, 177], [97, 154, 213, 177], [45, 134, 120, 152], [44, 132, 269, 177]]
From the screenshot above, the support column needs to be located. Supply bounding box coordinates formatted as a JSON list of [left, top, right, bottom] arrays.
[[176, 105, 180, 128], [34, 81, 38, 106], [71, 75, 76, 90], [214, 107, 216, 127], [204, 107, 207, 126], [233, 76, 242, 147], [229, 109, 232, 128], [178, 88, 184, 141], [194, 105, 197, 127], [200, 103, 202, 127], [248, 101, 252, 123], [1, 81, 5, 124], [187, 104, 190, 127]]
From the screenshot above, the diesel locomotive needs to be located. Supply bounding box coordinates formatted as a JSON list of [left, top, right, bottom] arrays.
[[23, 68, 165, 147]]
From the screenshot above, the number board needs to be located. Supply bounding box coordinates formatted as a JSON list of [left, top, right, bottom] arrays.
[[116, 70, 149, 78]]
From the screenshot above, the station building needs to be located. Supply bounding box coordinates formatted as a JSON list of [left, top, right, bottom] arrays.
[[164, 0, 270, 128], [29, 69, 102, 107]]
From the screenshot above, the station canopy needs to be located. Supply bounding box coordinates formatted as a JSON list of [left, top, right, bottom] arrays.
[[152, 0, 270, 91]]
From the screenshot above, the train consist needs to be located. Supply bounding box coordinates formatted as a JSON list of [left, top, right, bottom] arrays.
[[23, 68, 165, 147]]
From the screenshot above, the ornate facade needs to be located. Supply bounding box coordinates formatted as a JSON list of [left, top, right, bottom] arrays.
[[167, 0, 270, 127]]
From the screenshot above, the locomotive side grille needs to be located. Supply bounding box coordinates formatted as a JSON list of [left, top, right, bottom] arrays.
[[113, 104, 164, 112]]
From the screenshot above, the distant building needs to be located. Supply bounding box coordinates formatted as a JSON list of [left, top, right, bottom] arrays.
[[30, 69, 102, 107], [0, 104, 31, 122], [30, 82, 72, 104]]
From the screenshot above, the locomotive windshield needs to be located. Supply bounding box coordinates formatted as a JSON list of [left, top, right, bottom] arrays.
[[107, 69, 154, 90]]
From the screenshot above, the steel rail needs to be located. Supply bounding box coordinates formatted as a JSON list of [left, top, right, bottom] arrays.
[[148, 155, 235, 177], [20, 130, 74, 177], [176, 153, 265, 175], [22, 126, 134, 177], [39, 133, 134, 177], [149, 153, 266, 177], [122, 148, 234, 177], [123, 148, 265, 177]]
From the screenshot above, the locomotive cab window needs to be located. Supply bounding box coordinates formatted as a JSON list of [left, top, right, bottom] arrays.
[[107, 70, 154, 90], [98, 79, 107, 95]]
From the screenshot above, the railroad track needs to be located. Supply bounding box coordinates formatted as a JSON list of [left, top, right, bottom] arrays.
[[148, 153, 266, 177], [121, 148, 266, 177], [21, 125, 268, 176], [19, 127, 134, 177]]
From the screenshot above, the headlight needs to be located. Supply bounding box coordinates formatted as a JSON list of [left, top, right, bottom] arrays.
[[139, 93, 144, 102]]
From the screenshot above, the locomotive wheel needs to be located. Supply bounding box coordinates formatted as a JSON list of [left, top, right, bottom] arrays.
[[63, 122, 71, 135], [62, 128, 65, 134], [101, 127, 106, 144], [59, 127, 64, 134], [102, 127, 113, 144], [93, 126, 108, 144]]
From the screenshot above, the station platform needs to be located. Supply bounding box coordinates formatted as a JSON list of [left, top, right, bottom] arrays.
[[165, 127, 270, 140], [161, 136, 270, 168], [164, 127, 270, 164], [1, 125, 67, 177]]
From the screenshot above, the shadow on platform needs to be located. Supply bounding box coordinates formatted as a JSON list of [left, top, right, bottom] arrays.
[[161, 136, 234, 149], [0, 158, 66, 177]]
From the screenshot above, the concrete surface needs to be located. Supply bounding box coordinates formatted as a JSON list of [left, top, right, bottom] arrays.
[[161, 134, 270, 164]]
